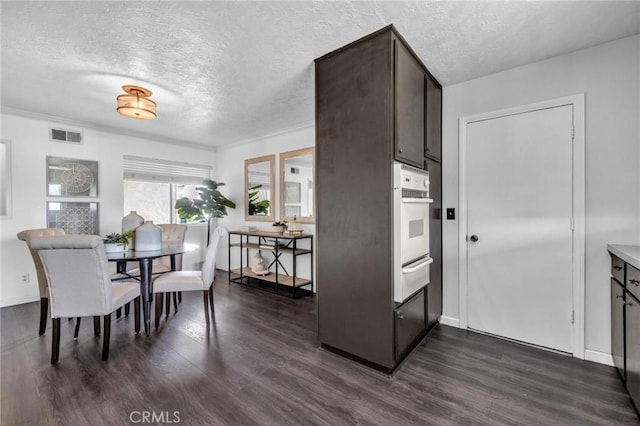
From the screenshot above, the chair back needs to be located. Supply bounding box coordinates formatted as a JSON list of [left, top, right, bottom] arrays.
[[201, 226, 228, 287], [17, 228, 66, 298], [30, 235, 114, 318], [158, 224, 187, 270]]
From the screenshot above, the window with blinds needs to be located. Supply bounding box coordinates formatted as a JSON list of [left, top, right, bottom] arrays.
[[122, 156, 212, 224], [122, 155, 211, 184]]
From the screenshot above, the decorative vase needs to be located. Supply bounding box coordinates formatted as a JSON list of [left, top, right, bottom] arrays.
[[250, 253, 269, 276], [122, 210, 144, 248], [122, 211, 144, 231], [134, 221, 162, 251]]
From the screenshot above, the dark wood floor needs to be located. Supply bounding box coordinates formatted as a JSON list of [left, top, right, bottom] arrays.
[[2, 271, 638, 425]]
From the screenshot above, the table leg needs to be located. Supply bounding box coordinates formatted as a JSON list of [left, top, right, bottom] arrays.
[[139, 258, 152, 336]]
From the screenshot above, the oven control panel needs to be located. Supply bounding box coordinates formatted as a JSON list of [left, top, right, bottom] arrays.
[[394, 163, 429, 197]]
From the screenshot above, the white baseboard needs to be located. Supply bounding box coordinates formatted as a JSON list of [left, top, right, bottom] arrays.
[[0, 294, 39, 308], [584, 349, 614, 366], [439, 315, 460, 328]]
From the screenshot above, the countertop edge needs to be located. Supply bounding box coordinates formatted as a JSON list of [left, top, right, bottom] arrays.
[[608, 244, 640, 271]]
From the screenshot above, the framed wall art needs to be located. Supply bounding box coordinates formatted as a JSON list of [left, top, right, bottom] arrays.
[[46, 156, 98, 197], [47, 201, 99, 235]]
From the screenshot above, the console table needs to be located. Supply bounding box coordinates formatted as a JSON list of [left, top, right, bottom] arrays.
[[228, 230, 313, 298]]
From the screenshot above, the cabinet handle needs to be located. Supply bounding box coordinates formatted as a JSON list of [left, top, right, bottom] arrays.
[[614, 266, 623, 271], [616, 295, 624, 299], [630, 279, 639, 286], [626, 302, 634, 306], [398, 148, 403, 153], [398, 313, 404, 320]]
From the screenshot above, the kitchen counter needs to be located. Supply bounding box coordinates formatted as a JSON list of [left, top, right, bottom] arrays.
[[608, 244, 640, 270]]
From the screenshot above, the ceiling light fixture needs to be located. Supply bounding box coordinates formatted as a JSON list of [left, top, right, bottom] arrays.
[[116, 85, 157, 120]]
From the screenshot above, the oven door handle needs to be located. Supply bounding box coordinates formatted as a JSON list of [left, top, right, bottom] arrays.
[[402, 256, 434, 273], [402, 198, 433, 204]]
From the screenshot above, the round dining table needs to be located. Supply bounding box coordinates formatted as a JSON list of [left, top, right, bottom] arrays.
[[107, 245, 185, 335]]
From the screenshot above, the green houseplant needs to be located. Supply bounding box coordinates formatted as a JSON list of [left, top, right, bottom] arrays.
[[103, 230, 134, 252], [174, 179, 236, 244]]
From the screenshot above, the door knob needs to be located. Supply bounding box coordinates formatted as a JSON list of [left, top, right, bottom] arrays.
[[469, 235, 479, 242]]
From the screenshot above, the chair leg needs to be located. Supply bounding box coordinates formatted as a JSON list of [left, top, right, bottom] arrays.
[[73, 317, 81, 339], [124, 302, 130, 317], [208, 285, 215, 316], [134, 297, 141, 334], [155, 293, 163, 329], [39, 298, 48, 336], [116, 308, 122, 319], [93, 316, 100, 336], [173, 292, 178, 313], [102, 314, 111, 361], [203, 290, 210, 326], [51, 318, 61, 364], [165, 292, 171, 318]]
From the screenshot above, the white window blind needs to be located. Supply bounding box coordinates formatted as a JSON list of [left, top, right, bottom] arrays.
[[123, 155, 211, 184]]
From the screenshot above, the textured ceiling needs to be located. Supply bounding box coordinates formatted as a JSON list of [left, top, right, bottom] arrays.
[[2, 1, 639, 149]]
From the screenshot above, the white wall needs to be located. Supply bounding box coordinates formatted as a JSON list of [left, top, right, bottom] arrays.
[[441, 35, 640, 355], [214, 125, 316, 285], [0, 113, 216, 307]]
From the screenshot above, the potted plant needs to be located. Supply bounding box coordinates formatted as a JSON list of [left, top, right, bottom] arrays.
[[103, 230, 134, 253], [272, 221, 287, 234], [174, 179, 236, 244]]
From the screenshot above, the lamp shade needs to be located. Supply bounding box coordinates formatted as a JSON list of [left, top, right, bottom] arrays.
[[117, 85, 157, 120]]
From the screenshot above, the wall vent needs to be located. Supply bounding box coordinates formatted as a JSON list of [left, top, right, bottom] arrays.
[[50, 128, 83, 144]]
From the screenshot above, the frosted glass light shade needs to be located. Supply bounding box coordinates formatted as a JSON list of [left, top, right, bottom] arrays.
[[117, 85, 157, 120]]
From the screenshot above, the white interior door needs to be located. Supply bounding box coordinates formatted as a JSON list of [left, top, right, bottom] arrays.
[[466, 105, 574, 353]]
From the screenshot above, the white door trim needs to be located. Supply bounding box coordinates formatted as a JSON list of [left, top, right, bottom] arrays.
[[458, 94, 585, 358]]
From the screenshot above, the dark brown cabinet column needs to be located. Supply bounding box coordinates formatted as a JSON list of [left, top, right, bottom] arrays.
[[426, 159, 442, 329], [316, 25, 442, 371]]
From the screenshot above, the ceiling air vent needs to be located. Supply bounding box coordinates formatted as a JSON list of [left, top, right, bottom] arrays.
[[50, 128, 83, 144]]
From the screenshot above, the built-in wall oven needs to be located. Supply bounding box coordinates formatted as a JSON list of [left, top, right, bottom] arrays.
[[393, 162, 433, 303]]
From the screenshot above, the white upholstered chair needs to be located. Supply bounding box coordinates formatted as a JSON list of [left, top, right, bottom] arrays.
[[17, 228, 66, 335], [152, 226, 227, 328], [31, 235, 141, 364]]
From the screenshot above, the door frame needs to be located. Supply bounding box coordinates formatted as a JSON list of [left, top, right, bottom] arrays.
[[458, 94, 585, 358]]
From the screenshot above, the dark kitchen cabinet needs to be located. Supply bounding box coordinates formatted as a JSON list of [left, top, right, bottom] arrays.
[[626, 264, 640, 410], [425, 74, 442, 162], [395, 289, 426, 358], [612, 278, 626, 381], [626, 290, 640, 410], [608, 249, 640, 417], [316, 25, 442, 372], [394, 39, 425, 169]]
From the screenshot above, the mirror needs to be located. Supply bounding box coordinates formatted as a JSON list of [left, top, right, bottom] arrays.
[[0, 140, 11, 218], [245, 154, 275, 222], [280, 147, 315, 224]]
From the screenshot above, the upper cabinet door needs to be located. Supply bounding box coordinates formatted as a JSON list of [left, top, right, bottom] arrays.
[[425, 74, 442, 162], [394, 39, 425, 169]]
